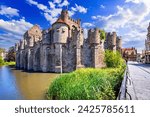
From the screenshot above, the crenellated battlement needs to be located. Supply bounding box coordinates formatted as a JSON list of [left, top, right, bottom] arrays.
[[88, 28, 101, 44], [105, 31, 122, 51], [68, 17, 81, 26]]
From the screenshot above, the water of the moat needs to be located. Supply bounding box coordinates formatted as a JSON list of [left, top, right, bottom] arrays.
[[0, 66, 59, 100]]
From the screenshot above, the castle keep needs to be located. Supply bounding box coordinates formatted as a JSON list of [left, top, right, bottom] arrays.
[[15, 10, 122, 73]]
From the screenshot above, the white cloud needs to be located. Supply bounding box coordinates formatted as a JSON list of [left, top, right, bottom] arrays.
[[82, 22, 95, 28], [68, 10, 75, 16], [82, 23, 95, 39], [43, 13, 57, 24], [26, 0, 60, 24], [100, 5, 105, 9], [71, 4, 87, 14], [58, 0, 69, 7], [92, 0, 150, 52], [0, 18, 33, 48], [27, 0, 48, 10], [0, 35, 20, 48], [53, 0, 62, 4], [125, 0, 140, 4], [0, 18, 33, 35], [48, 2, 55, 9], [0, 5, 19, 17], [26, 0, 87, 25]]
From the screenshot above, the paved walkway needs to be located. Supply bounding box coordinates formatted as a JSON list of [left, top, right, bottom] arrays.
[[127, 61, 150, 100]]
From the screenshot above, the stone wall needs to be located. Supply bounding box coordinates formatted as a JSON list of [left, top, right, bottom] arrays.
[[105, 32, 122, 52]]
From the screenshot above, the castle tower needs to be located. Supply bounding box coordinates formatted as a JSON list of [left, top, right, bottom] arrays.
[[19, 40, 25, 69], [20, 40, 25, 50], [76, 29, 84, 69], [15, 43, 20, 68], [112, 32, 116, 51], [88, 28, 105, 68], [116, 36, 122, 52], [52, 10, 70, 73], [24, 25, 42, 48], [41, 30, 50, 72], [51, 9, 84, 73]]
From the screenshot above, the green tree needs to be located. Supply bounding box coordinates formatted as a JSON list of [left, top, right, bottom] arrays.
[[6, 46, 16, 62], [100, 30, 106, 40], [0, 56, 4, 66], [104, 50, 126, 68]]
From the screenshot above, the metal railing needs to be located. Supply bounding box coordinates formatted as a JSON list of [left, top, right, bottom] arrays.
[[117, 64, 132, 100]]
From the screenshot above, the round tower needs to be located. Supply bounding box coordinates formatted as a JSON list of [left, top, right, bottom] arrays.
[[52, 23, 69, 44], [117, 37, 122, 48], [20, 40, 25, 49], [28, 36, 34, 47], [89, 28, 100, 44], [112, 32, 116, 46], [42, 29, 50, 44], [15, 43, 19, 51]]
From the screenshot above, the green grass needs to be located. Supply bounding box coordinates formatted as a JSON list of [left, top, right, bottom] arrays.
[[0, 57, 16, 66], [4, 61, 16, 66], [47, 67, 125, 100]]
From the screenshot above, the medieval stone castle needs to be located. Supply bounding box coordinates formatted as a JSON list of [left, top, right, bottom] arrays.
[[15, 10, 122, 73]]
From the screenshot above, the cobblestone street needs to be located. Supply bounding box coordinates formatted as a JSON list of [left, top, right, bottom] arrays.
[[128, 61, 150, 100]]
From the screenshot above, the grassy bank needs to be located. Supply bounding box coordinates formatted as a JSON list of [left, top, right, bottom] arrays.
[[0, 62, 16, 66], [47, 67, 125, 100], [0, 57, 15, 66], [4, 61, 16, 66]]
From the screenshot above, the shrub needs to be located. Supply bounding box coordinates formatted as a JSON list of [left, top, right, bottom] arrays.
[[104, 50, 126, 68], [4, 61, 16, 66], [0, 57, 15, 66], [0, 57, 4, 66], [47, 68, 124, 100]]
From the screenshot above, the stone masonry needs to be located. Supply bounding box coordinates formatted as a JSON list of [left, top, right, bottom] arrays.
[[105, 32, 122, 52], [15, 10, 122, 73]]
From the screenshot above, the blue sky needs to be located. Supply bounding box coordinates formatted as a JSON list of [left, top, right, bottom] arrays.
[[0, 0, 150, 52]]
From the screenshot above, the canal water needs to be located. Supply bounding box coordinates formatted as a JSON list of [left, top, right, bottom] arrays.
[[0, 66, 59, 100]]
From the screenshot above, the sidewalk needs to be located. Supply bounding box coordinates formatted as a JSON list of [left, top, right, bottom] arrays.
[[127, 61, 150, 100]]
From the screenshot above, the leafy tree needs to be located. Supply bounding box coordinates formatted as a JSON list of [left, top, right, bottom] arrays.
[[100, 30, 106, 40], [0, 56, 4, 66], [6, 47, 16, 62], [104, 50, 126, 68]]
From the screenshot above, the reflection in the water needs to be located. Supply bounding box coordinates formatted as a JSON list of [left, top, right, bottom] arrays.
[[0, 66, 58, 100]]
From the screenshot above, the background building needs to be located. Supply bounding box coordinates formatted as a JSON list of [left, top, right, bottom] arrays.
[[0, 48, 6, 60], [121, 47, 137, 61]]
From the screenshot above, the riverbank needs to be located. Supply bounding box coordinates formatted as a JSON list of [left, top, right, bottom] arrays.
[[0, 57, 16, 66], [0, 66, 59, 100]]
